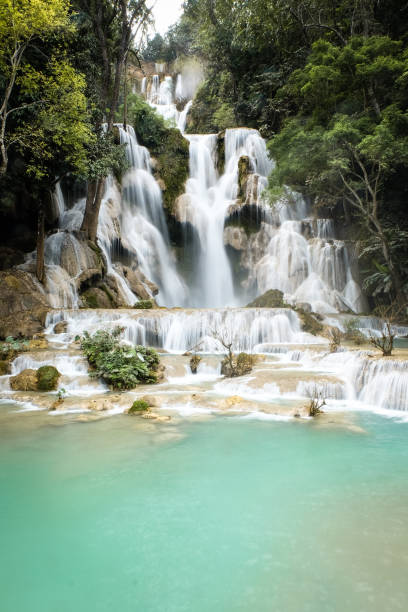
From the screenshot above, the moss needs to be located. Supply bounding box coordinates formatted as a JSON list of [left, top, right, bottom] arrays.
[[129, 399, 150, 414], [82, 290, 99, 308], [246, 290, 288, 308], [37, 365, 61, 391], [0, 360, 10, 375], [297, 309, 324, 336], [133, 299, 154, 309], [100, 284, 115, 305], [155, 128, 189, 213]]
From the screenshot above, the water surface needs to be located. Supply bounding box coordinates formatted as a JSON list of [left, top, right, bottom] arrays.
[[1, 408, 407, 611]]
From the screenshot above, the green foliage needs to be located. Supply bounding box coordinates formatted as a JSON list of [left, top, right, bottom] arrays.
[[133, 299, 154, 309], [0, 336, 28, 359], [120, 94, 189, 211], [37, 365, 60, 391], [129, 399, 150, 413], [80, 327, 160, 390]]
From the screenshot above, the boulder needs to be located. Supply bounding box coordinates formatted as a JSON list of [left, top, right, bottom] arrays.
[[53, 321, 68, 334], [81, 287, 113, 309], [0, 269, 49, 339], [0, 360, 10, 375], [246, 289, 287, 308], [37, 365, 61, 391], [139, 395, 160, 408], [10, 369, 38, 391], [223, 226, 248, 251]]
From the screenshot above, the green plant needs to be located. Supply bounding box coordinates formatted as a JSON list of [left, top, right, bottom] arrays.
[[129, 399, 150, 414], [57, 387, 66, 400], [80, 327, 160, 390], [0, 336, 29, 360]]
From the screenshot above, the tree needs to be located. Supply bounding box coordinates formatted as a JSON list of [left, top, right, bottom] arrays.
[[268, 35, 408, 303], [78, 0, 152, 243], [0, 0, 72, 175]]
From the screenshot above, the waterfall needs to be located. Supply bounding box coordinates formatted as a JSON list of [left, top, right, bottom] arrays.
[[117, 125, 187, 306]]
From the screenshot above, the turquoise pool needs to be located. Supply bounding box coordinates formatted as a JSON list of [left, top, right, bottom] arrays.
[[1, 408, 407, 611]]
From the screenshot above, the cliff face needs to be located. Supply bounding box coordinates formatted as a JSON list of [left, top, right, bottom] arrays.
[[0, 269, 49, 339]]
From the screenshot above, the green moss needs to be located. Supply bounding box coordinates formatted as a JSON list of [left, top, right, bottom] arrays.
[[133, 299, 154, 309], [82, 290, 99, 308], [297, 309, 324, 336], [156, 128, 189, 213], [100, 284, 115, 305], [246, 290, 288, 308], [129, 399, 150, 414], [37, 365, 61, 391]]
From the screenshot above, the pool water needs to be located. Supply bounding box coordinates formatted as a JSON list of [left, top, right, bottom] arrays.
[[1, 409, 408, 611]]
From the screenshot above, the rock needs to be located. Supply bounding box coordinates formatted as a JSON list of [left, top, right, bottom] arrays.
[[50, 397, 64, 411], [0, 360, 11, 375], [238, 155, 251, 200], [296, 302, 312, 313], [37, 365, 61, 391], [156, 364, 166, 382], [223, 226, 248, 251], [87, 399, 109, 412], [0, 247, 24, 271], [190, 355, 201, 374], [246, 289, 287, 308], [81, 287, 113, 309], [10, 369, 38, 391], [53, 321, 68, 334], [156, 178, 166, 191], [0, 269, 49, 339], [27, 336, 48, 350], [139, 395, 160, 408]]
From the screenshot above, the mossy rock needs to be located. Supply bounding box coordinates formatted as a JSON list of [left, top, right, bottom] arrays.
[[10, 369, 38, 391], [128, 399, 150, 414], [0, 360, 10, 375], [133, 299, 154, 309], [296, 309, 324, 336], [246, 290, 288, 308], [81, 287, 112, 309], [37, 365, 61, 391]]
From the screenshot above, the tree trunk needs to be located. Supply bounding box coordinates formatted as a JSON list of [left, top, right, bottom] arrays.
[[372, 217, 405, 304], [36, 203, 45, 283], [80, 178, 106, 242]]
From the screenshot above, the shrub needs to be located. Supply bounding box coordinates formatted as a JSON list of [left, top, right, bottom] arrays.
[[129, 399, 150, 414], [80, 327, 160, 390], [133, 299, 154, 309], [0, 336, 28, 360], [37, 365, 61, 391], [343, 318, 365, 345]]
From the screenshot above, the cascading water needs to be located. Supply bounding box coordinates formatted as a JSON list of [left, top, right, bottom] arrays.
[[117, 125, 187, 306], [16, 68, 407, 422]]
